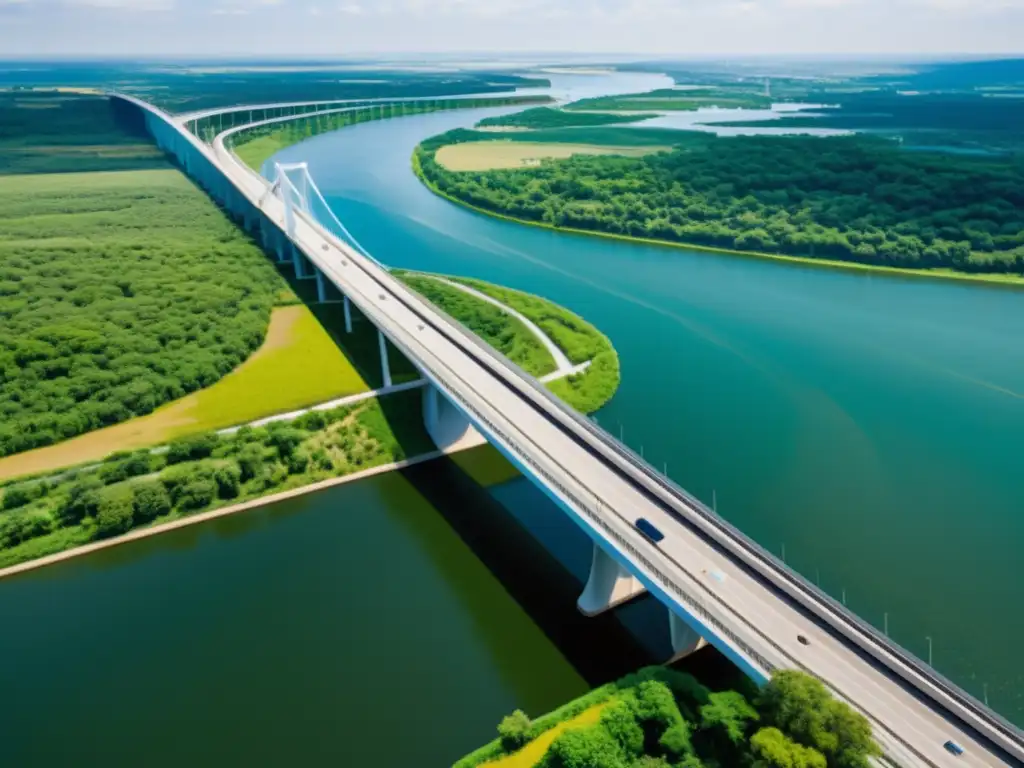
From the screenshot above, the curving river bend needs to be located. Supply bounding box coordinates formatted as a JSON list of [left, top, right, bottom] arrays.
[[1, 72, 1021, 766]]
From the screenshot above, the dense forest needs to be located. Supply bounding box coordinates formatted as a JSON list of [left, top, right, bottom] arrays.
[[459, 666, 879, 768], [0, 93, 166, 175], [477, 107, 651, 129], [0, 170, 286, 458], [417, 130, 1024, 274]]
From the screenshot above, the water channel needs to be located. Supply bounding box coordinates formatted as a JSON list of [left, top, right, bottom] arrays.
[[1, 70, 1022, 765]]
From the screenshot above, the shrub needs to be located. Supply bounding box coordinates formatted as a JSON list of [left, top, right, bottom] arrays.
[[56, 476, 103, 527], [0, 511, 53, 548], [99, 451, 153, 485], [266, 425, 305, 458], [176, 478, 217, 512], [632, 681, 684, 749], [94, 487, 135, 539], [214, 464, 242, 499], [160, 464, 215, 504], [166, 432, 220, 464], [497, 710, 531, 752], [540, 725, 627, 768], [601, 701, 644, 757], [294, 410, 326, 431], [237, 444, 265, 482], [2, 485, 33, 511], [658, 722, 694, 760], [750, 727, 826, 768], [132, 481, 171, 523], [286, 451, 310, 475]]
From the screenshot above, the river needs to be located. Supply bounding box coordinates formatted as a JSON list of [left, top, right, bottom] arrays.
[[1, 70, 1021, 763], [271, 70, 1024, 721]]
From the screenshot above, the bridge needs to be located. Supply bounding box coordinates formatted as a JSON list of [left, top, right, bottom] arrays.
[[113, 93, 1024, 767]]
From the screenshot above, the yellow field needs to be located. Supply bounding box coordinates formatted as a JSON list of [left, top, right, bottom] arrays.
[[0, 305, 367, 481], [483, 702, 610, 768], [435, 141, 669, 171]]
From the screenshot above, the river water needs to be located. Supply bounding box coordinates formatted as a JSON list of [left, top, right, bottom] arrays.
[[270, 71, 1024, 721], [1, 71, 1021, 763]]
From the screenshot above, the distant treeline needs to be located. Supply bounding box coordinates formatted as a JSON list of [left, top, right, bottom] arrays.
[[477, 107, 651, 130], [417, 130, 1024, 274]]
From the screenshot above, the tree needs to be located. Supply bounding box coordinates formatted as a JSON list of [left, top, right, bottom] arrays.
[[2, 485, 33, 511], [56, 475, 102, 527], [94, 487, 135, 538], [497, 710, 532, 752], [540, 725, 628, 768], [132, 481, 171, 523], [214, 464, 242, 500], [750, 727, 827, 768], [601, 701, 644, 757], [176, 478, 217, 512], [237, 444, 265, 482], [757, 671, 880, 768], [697, 690, 759, 763]]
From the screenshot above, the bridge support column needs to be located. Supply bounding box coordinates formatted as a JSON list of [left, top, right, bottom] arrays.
[[343, 295, 353, 333], [378, 330, 392, 388], [668, 611, 708, 661], [422, 384, 483, 452], [291, 245, 307, 278], [578, 543, 647, 616], [274, 230, 289, 265], [315, 268, 327, 304]]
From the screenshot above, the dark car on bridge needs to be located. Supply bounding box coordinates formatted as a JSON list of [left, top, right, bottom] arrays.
[[634, 518, 665, 544]]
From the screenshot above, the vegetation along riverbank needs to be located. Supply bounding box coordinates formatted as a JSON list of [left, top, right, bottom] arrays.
[[456, 666, 879, 768], [414, 127, 1024, 285], [0, 389, 433, 570], [398, 273, 620, 414]]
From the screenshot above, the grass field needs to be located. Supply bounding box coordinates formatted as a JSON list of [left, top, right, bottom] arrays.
[[435, 141, 669, 171], [0, 305, 368, 481], [234, 134, 287, 173]]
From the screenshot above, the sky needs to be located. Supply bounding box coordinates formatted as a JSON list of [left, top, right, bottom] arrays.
[[0, 0, 1022, 57]]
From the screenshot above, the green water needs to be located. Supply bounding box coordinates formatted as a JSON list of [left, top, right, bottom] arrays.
[[0, 457, 651, 766], [270, 94, 1024, 722]]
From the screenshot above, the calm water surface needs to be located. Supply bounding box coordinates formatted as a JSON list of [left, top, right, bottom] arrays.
[[0, 455, 661, 766], [270, 71, 1024, 721]]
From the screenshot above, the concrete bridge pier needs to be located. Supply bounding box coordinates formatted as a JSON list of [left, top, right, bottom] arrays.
[[291, 244, 308, 279], [422, 384, 484, 451], [343, 296, 353, 333], [578, 543, 647, 616], [314, 268, 327, 304], [668, 611, 708, 661], [378, 330, 393, 388]]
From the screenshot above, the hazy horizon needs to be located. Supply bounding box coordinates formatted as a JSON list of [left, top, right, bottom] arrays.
[[0, 1, 1022, 58]]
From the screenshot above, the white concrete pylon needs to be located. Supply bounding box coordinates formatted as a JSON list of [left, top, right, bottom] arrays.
[[577, 543, 646, 616], [669, 611, 708, 661]]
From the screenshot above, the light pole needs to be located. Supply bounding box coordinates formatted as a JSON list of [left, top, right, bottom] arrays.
[[926, 636, 933, 667]]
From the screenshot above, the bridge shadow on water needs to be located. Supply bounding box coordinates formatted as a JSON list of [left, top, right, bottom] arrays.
[[236, 203, 747, 694], [394, 446, 749, 693]]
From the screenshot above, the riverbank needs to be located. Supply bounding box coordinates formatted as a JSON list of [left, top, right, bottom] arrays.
[[0, 448, 448, 581], [412, 150, 1024, 290]]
